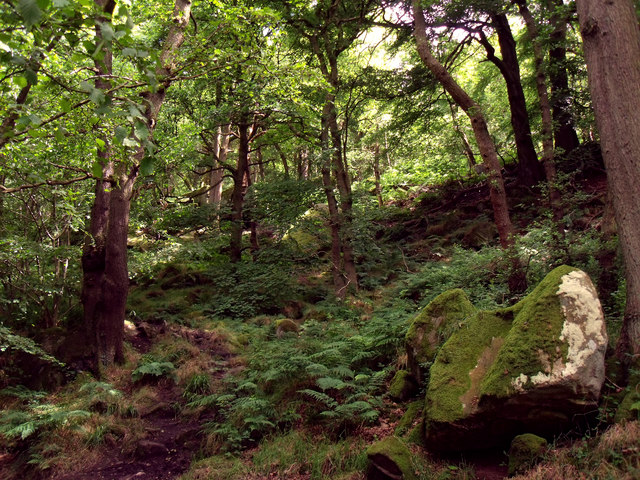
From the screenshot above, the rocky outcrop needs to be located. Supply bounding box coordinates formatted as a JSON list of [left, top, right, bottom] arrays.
[[421, 266, 607, 451]]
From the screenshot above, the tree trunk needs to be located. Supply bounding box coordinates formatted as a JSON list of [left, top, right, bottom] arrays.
[[412, 0, 514, 247], [549, 0, 580, 155], [516, 0, 564, 222], [230, 121, 250, 263], [326, 98, 358, 291], [373, 144, 383, 207], [489, 13, 545, 186], [81, 0, 192, 372], [576, 0, 640, 361]]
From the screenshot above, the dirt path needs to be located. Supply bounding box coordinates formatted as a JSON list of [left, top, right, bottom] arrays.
[[54, 324, 233, 480]]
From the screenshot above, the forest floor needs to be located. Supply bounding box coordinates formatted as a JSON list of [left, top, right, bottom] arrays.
[[5, 159, 639, 480]]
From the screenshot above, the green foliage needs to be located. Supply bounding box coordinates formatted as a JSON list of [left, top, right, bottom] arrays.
[[131, 360, 177, 384], [0, 326, 65, 368]]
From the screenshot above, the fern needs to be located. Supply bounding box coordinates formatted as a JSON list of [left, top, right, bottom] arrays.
[[131, 361, 176, 383]]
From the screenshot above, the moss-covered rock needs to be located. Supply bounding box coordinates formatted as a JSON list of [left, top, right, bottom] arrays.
[[389, 370, 417, 401], [406, 289, 476, 386], [395, 401, 423, 437], [508, 433, 548, 476], [275, 318, 299, 337], [614, 387, 640, 423], [423, 266, 607, 451], [366, 436, 416, 480]]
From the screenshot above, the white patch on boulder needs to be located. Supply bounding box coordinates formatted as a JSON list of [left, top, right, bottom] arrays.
[[510, 270, 607, 397]]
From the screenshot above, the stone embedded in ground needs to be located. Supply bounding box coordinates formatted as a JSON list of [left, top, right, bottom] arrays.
[[421, 266, 607, 451], [366, 436, 416, 480], [405, 289, 476, 386], [135, 440, 169, 458], [508, 433, 548, 476]]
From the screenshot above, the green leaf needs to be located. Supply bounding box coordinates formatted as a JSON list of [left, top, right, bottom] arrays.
[[54, 127, 65, 142], [114, 126, 128, 144], [92, 161, 103, 178], [122, 47, 136, 57], [18, 0, 43, 29], [24, 69, 37, 85], [13, 76, 28, 88], [95, 138, 106, 150], [134, 120, 148, 141], [28, 114, 42, 126], [59, 98, 71, 113]]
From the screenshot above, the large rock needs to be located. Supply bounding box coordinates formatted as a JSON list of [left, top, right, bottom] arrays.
[[406, 289, 476, 386], [422, 266, 607, 451]]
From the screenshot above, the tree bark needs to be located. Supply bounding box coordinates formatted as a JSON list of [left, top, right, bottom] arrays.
[[81, 0, 192, 372], [488, 13, 545, 186], [548, 0, 580, 155], [412, 0, 514, 248], [516, 0, 564, 222], [230, 120, 250, 263], [576, 0, 640, 361]]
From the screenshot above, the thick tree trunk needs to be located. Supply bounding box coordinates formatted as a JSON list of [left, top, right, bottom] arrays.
[[576, 0, 640, 360], [489, 13, 545, 186], [412, 0, 514, 247], [549, 0, 580, 155], [81, 0, 192, 372]]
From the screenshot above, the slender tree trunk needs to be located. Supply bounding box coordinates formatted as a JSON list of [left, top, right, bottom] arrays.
[[230, 120, 250, 263], [488, 13, 545, 186], [298, 149, 309, 180], [576, 0, 640, 361], [373, 144, 383, 207], [413, 0, 514, 247], [274, 144, 290, 178], [448, 100, 477, 169], [326, 98, 358, 291], [549, 0, 580, 155], [516, 0, 564, 222]]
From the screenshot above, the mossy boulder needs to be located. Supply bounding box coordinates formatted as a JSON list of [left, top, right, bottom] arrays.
[[508, 433, 548, 476], [389, 370, 417, 401], [275, 318, 299, 337], [406, 289, 476, 386], [614, 387, 640, 423], [423, 266, 607, 451], [366, 436, 416, 480]]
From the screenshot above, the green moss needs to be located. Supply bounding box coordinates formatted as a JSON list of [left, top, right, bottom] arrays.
[[389, 370, 416, 401], [508, 433, 548, 476], [406, 289, 476, 365], [481, 265, 576, 397], [395, 400, 423, 436], [614, 387, 640, 423], [366, 436, 416, 480], [425, 309, 512, 424], [424, 266, 580, 427]]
